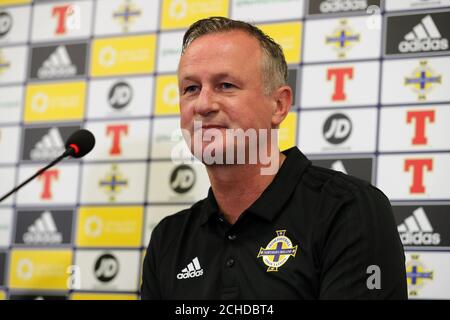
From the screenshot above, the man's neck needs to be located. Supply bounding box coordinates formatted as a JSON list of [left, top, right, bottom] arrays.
[[206, 152, 286, 225]]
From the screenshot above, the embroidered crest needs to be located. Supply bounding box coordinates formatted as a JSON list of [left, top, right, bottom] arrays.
[[257, 230, 298, 272]]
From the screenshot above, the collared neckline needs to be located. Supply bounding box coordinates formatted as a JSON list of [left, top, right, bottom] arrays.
[[200, 147, 311, 225]]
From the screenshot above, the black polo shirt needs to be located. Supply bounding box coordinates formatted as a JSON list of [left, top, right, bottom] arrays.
[[141, 147, 407, 299]]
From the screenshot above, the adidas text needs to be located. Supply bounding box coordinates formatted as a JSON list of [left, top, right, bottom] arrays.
[[320, 0, 368, 13], [23, 231, 62, 244], [177, 269, 203, 279], [400, 232, 441, 246], [399, 38, 448, 53]]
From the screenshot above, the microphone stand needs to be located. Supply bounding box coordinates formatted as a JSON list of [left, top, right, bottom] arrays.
[[0, 148, 74, 203]]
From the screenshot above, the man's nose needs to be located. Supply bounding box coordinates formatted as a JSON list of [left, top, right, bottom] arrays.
[[194, 87, 219, 116]]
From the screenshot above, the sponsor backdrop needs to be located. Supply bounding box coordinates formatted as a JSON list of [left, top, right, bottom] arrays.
[[0, 0, 448, 300]]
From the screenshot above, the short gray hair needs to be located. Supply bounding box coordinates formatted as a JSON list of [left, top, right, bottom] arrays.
[[181, 16, 288, 95]]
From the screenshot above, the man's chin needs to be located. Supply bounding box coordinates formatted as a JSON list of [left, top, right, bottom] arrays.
[[190, 143, 226, 165], [189, 143, 255, 166]]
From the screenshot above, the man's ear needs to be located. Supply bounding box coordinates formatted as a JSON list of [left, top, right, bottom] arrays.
[[271, 85, 293, 128]]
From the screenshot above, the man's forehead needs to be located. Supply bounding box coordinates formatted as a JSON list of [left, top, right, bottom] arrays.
[[179, 71, 242, 83], [188, 29, 258, 48], [178, 30, 262, 77], [181, 30, 261, 60]]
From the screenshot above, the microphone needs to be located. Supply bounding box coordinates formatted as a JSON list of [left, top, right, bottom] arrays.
[[64, 129, 96, 158], [0, 129, 95, 203]]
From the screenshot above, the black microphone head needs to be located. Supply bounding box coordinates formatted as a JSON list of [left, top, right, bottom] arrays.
[[65, 129, 96, 158]]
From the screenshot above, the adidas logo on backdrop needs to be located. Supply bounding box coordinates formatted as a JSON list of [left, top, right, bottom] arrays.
[[23, 211, 63, 244], [399, 15, 449, 53], [30, 127, 65, 161], [37, 45, 77, 79], [397, 207, 440, 246]]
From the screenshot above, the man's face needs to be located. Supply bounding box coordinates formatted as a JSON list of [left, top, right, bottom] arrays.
[[177, 30, 277, 163]]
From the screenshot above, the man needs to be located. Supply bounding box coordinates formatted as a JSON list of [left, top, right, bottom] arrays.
[[141, 17, 407, 299]]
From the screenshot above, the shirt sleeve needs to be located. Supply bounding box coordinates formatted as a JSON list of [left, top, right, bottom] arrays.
[[141, 222, 163, 300], [317, 181, 408, 300]]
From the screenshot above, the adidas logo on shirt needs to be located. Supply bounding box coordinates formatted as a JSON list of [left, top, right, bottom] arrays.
[[331, 160, 347, 174], [399, 15, 449, 53], [23, 211, 63, 244], [176, 257, 204, 279], [30, 127, 65, 161], [397, 207, 440, 246], [37, 45, 77, 79]]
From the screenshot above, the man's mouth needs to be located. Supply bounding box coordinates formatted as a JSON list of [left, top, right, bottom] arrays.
[[201, 124, 228, 130], [191, 121, 229, 133]]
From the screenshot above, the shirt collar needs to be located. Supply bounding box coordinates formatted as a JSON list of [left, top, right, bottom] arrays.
[[200, 147, 311, 225]]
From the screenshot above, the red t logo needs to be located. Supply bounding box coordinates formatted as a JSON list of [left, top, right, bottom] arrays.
[[404, 159, 433, 194], [327, 67, 353, 101], [106, 125, 128, 155], [406, 110, 435, 145], [52, 5, 71, 35], [38, 169, 59, 200]]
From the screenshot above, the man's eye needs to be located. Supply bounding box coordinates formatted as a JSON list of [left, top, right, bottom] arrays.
[[221, 83, 235, 89], [184, 86, 198, 94]]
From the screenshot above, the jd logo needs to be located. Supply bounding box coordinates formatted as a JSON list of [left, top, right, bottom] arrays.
[[0, 12, 12, 37], [170, 165, 196, 194], [94, 253, 119, 283], [323, 113, 352, 144], [108, 81, 133, 110]]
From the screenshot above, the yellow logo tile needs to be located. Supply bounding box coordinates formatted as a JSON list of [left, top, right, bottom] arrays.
[[154, 74, 180, 115], [0, 0, 31, 6], [91, 35, 156, 77], [0, 290, 5, 300], [76, 206, 143, 247], [258, 22, 302, 64], [161, 0, 229, 30], [24, 81, 86, 123], [9, 250, 73, 290], [70, 293, 138, 300], [279, 112, 297, 151]]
